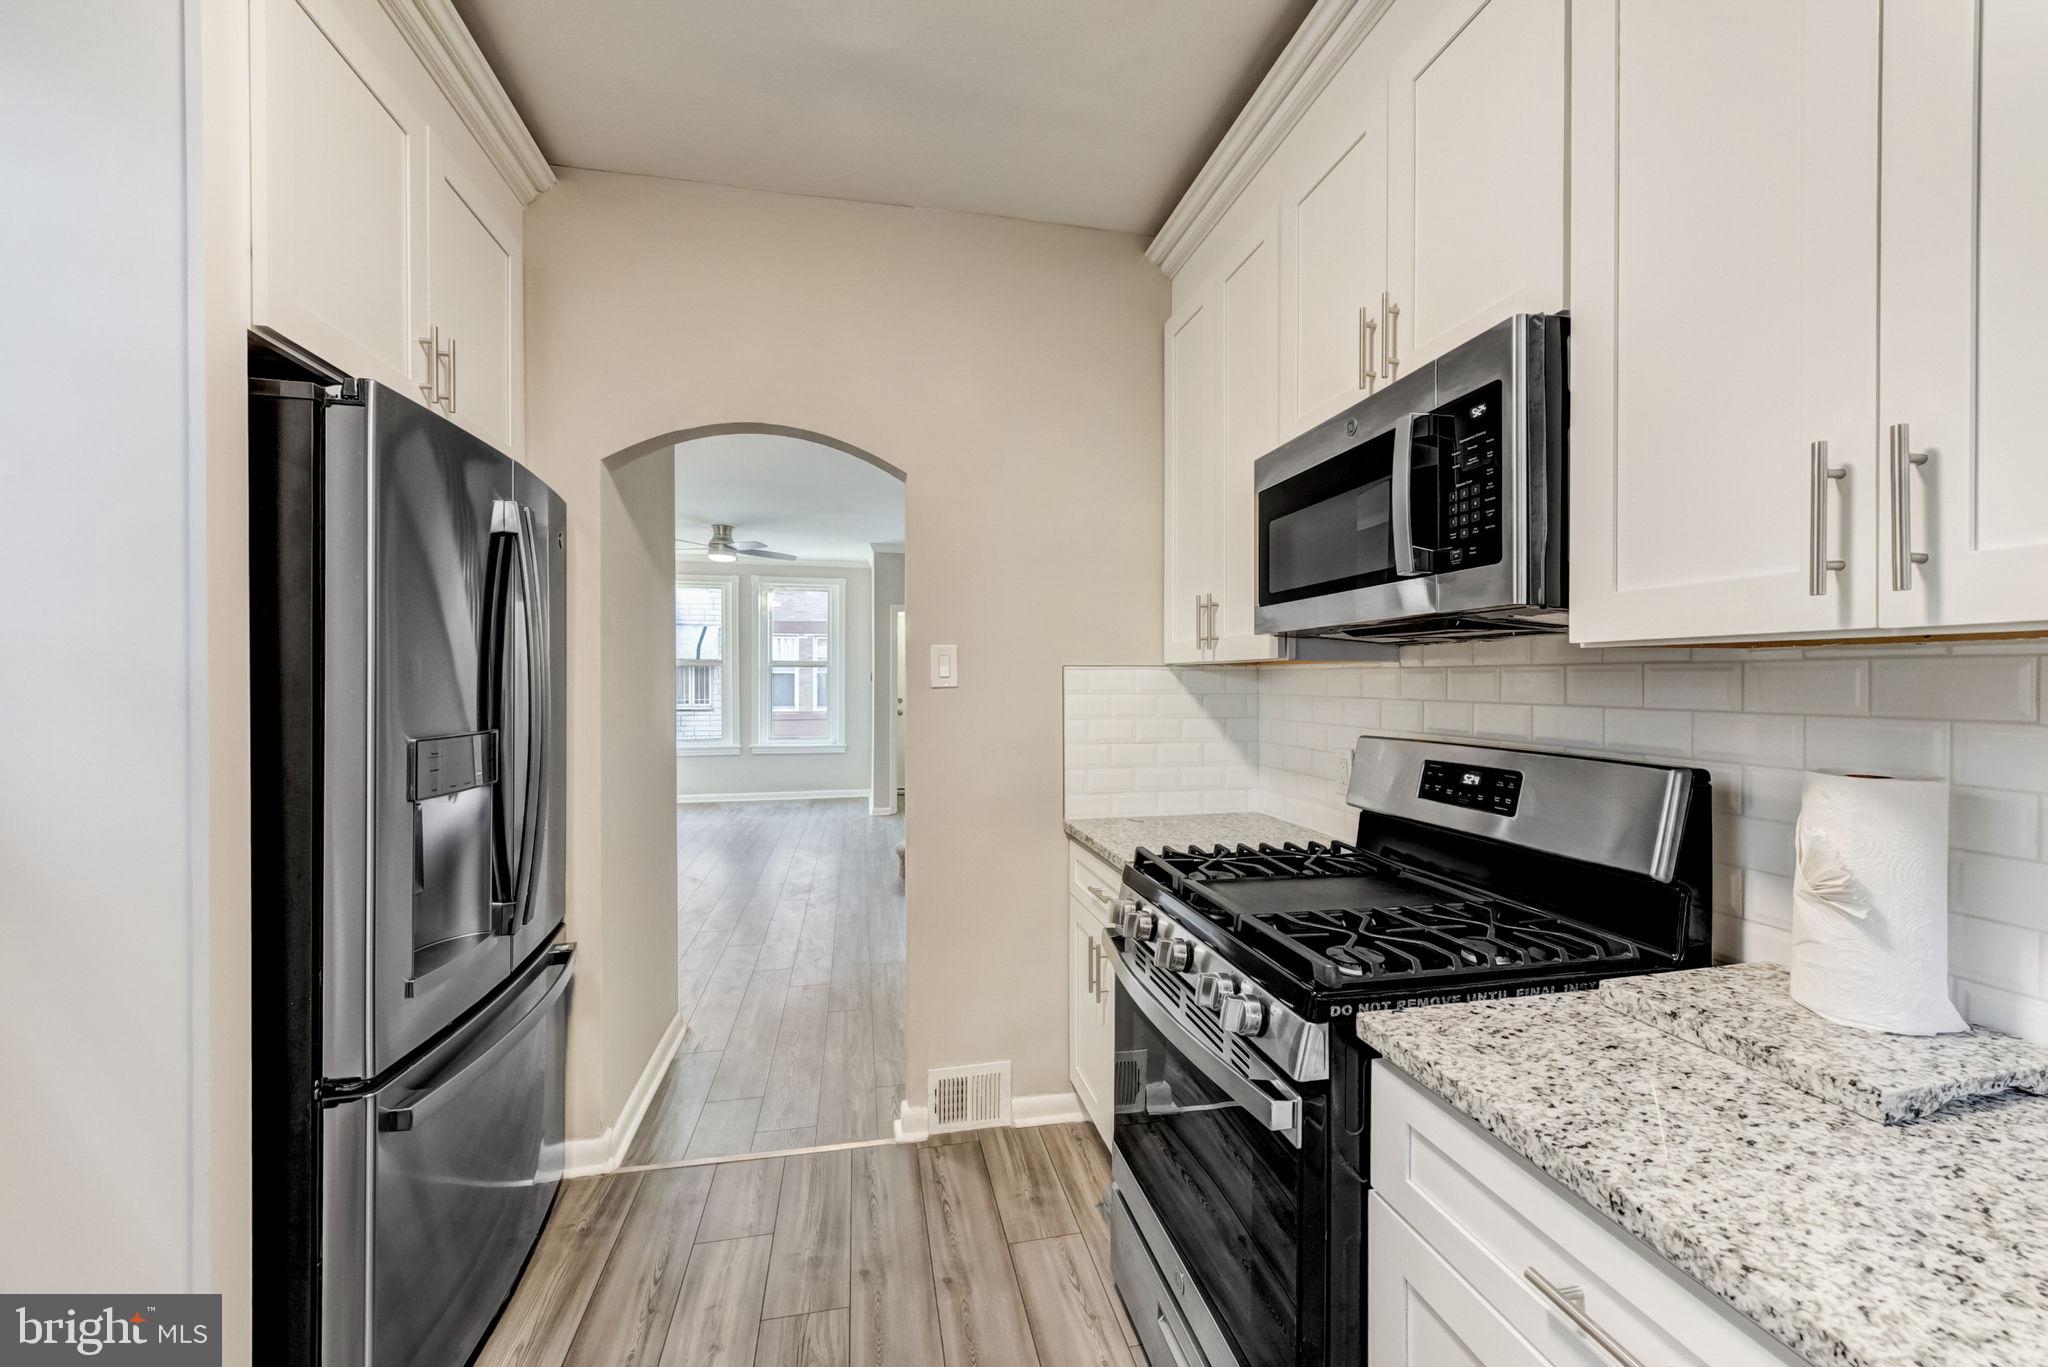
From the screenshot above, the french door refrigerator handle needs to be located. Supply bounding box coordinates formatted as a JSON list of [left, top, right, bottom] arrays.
[[513, 503, 550, 925], [481, 500, 524, 931], [379, 944, 573, 1132], [1107, 947, 1300, 1145]]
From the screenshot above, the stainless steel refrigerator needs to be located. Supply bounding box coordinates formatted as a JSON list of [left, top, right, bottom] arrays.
[[250, 376, 571, 1367]]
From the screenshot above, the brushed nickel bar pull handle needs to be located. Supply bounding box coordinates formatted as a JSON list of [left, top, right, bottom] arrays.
[[1358, 306, 1378, 392], [417, 325, 440, 405], [1889, 423, 1931, 590], [1525, 1269, 1648, 1367], [443, 334, 457, 413], [1809, 440, 1846, 596], [1383, 292, 1401, 380]]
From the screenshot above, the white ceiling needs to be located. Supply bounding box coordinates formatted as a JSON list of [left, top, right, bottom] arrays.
[[674, 433, 905, 564], [453, 0, 1310, 234]]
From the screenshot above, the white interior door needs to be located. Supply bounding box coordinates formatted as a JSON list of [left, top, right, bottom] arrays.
[[1879, 0, 2048, 630], [1280, 72, 1390, 433], [251, 0, 428, 387], [1384, 0, 1568, 371], [1569, 0, 1880, 644], [1164, 287, 1223, 663], [891, 605, 906, 804]]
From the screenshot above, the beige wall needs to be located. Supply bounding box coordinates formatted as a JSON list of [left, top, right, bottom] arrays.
[[524, 168, 1166, 1132]]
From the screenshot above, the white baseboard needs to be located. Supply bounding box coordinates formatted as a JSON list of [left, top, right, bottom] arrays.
[[893, 1090, 1084, 1143], [677, 788, 869, 805], [563, 1008, 687, 1178]]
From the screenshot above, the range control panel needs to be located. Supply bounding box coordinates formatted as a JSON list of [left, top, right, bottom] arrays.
[[1419, 758, 1522, 816]]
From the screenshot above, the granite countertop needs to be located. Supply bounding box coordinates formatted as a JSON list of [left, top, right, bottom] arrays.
[[1360, 992, 2048, 1367], [1062, 813, 1333, 869]]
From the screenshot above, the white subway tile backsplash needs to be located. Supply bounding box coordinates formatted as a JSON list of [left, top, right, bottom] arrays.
[[1566, 665, 1643, 707], [1070, 649, 2048, 1043], [1951, 787, 2041, 859], [1693, 713, 1805, 767], [1642, 663, 1744, 711], [1500, 666, 1566, 704], [1873, 656, 2038, 722], [1603, 708, 1692, 756], [1954, 725, 2048, 794], [1805, 717, 1949, 778], [1745, 660, 1871, 715]]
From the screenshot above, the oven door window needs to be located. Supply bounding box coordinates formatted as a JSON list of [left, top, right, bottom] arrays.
[[1259, 428, 1403, 606], [1113, 984, 1303, 1367]]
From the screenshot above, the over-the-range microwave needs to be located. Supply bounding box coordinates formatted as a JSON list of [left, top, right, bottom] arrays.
[[1253, 314, 1567, 644]]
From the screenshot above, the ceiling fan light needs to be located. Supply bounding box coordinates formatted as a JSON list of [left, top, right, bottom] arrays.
[[707, 549, 737, 563]]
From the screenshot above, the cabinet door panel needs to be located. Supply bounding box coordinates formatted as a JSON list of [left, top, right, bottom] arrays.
[[1569, 0, 1879, 644], [252, 0, 428, 388], [1068, 903, 1108, 1138], [1282, 110, 1388, 432], [428, 139, 521, 452], [1367, 1196, 1554, 1367], [1164, 289, 1222, 663], [1216, 212, 1285, 662], [1879, 0, 2048, 628], [1386, 0, 1567, 371]]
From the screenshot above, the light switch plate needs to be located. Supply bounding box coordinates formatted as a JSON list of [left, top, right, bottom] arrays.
[[930, 644, 958, 688]]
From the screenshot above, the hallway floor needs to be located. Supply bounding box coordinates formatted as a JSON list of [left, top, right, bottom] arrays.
[[627, 799, 908, 1163], [478, 1123, 1134, 1367]]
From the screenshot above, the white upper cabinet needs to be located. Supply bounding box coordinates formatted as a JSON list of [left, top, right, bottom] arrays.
[[252, 0, 429, 392], [1280, 85, 1389, 434], [1384, 0, 1567, 373], [1164, 287, 1223, 664], [1215, 209, 1286, 662], [1878, 0, 2048, 631], [1569, 0, 1880, 644], [252, 0, 529, 453], [426, 138, 523, 453]]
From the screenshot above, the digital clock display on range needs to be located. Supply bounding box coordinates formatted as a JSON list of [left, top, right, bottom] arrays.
[[1419, 759, 1522, 816]]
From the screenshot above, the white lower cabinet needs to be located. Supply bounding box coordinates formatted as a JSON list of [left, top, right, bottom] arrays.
[[1067, 842, 1120, 1143], [1369, 1062, 1805, 1367], [1369, 1196, 1554, 1367]]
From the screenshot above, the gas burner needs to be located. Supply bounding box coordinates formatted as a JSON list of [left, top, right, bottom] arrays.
[[1250, 902, 1640, 988], [1149, 840, 1391, 884]]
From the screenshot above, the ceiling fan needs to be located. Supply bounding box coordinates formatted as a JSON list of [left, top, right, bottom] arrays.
[[677, 523, 796, 563]]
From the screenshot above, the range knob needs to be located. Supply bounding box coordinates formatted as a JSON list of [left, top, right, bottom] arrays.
[[1219, 994, 1268, 1038], [1194, 972, 1238, 1008], [1118, 906, 1158, 942], [1159, 939, 1193, 972]]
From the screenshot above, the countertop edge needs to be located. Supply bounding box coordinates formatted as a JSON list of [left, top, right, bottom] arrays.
[[1361, 1027, 1850, 1367]]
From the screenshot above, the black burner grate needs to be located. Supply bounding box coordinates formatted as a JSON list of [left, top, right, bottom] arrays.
[[1253, 902, 1639, 986], [1147, 841, 1391, 883]]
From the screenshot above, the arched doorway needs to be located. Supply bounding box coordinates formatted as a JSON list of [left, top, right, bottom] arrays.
[[611, 424, 909, 1164]]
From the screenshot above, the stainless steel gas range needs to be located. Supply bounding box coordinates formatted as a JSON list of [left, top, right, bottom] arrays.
[[1102, 736, 1714, 1367]]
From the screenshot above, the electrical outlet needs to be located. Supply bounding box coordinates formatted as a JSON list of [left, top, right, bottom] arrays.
[[1338, 749, 1353, 787]]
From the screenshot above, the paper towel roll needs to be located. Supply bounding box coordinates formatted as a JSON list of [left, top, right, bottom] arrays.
[[1790, 770, 1966, 1035]]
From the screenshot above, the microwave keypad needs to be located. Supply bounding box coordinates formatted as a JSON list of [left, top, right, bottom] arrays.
[[1437, 382, 1504, 570], [1419, 759, 1522, 816]]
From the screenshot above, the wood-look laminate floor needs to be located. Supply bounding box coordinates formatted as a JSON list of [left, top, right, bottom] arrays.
[[629, 800, 909, 1164], [479, 1123, 1134, 1367]]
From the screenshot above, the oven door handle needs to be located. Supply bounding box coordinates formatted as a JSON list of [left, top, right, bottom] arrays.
[[1390, 412, 1432, 577], [1108, 947, 1302, 1146]]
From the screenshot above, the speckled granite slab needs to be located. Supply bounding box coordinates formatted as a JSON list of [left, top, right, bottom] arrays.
[[1062, 813, 1331, 869], [1599, 963, 2048, 1124], [1360, 994, 2048, 1367]]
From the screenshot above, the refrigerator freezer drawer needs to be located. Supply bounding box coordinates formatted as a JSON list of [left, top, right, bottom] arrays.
[[322, 941, 572, 1367]]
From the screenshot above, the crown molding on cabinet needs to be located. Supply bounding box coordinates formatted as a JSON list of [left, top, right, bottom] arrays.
[[373, 0, 556, 204], [1147, 0, 1395, 278]]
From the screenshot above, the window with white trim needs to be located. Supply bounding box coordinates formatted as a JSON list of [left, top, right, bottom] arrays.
[[676, 575, 737, 749], [754, 578, 844, 750]]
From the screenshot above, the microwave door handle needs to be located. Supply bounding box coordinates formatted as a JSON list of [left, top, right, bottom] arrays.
[[1391, 414, 1425, 576]]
